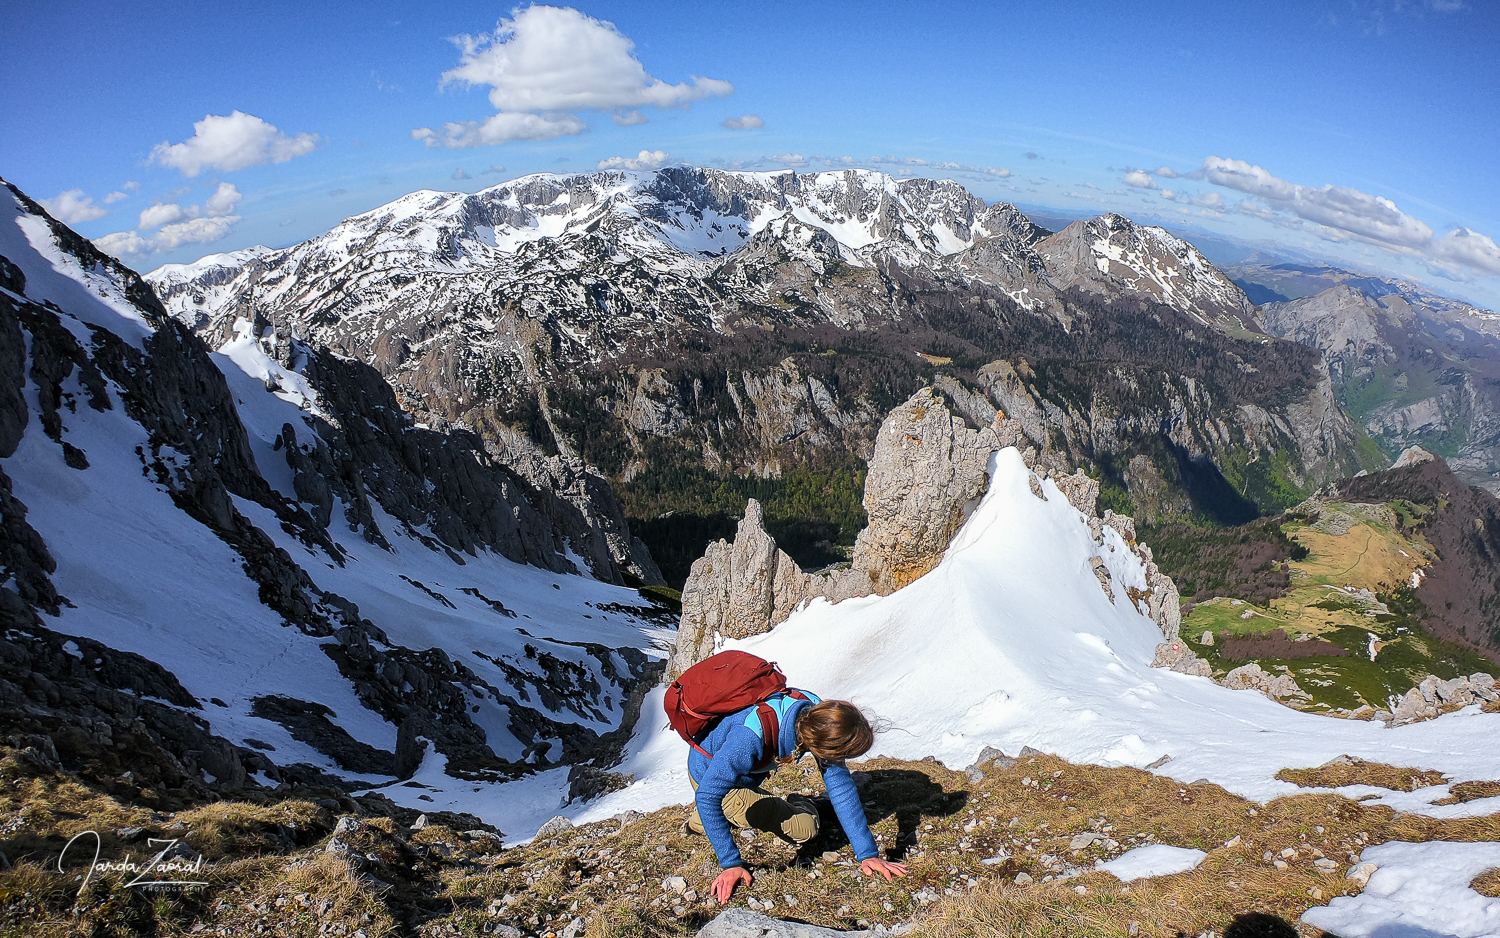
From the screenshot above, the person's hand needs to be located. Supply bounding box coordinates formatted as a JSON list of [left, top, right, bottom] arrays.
[[712, 866, 753, 903], [860, 858, 908, 881]]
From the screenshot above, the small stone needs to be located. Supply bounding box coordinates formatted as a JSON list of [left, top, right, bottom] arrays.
[[663, 875, 687, 895], [1314, 858, 1338, 873], [411, 814, 429, 831], [1224, 835, 1241, 848], [334, 816, 362, 836], [1346, 862, 1379, 887], [1273, 860, 1288, 870], [822, 851, 842, 863], [1014, 872, 1033, 884], [1074, 885, 1087, 895]]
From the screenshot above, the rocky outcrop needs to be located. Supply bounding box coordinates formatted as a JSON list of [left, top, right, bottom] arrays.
[[846, 387, 1000, 594], [1222, 663, 1310, 704], [1388, 673, 1498, 726], [669, 500, 814, 677], [1150, 641, 1212, 678], [672, 387, 1006, 674]]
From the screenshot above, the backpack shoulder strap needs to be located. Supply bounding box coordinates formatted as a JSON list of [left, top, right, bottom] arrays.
[[752, 701, 780, 772]]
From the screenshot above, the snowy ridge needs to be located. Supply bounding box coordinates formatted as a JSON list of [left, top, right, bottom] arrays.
[[383, 447, 1500, 838]]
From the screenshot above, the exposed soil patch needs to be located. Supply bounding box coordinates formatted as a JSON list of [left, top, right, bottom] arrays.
[[1218, 629, 1349, 662]]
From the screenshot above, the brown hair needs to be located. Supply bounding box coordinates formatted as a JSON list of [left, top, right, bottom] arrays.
[[791, 700, 874, 762]]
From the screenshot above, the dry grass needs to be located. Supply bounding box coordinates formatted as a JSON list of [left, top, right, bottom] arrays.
[[1434, 781, 1500, 806], [1472, 868, 1500, 898], [1275, 760, 1447, 792], [5, 746, 1500, 937]]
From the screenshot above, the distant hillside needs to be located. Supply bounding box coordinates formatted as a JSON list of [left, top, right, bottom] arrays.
[[1146, 451, 1500, 712]]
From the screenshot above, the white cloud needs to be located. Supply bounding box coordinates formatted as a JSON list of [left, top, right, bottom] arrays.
[[481, 164, 508, 175], [95, 210, 240, 258], [412, 112, 587, 148], [986, 167, 1012, 177], [102, 190, 130, 204], [597, 149, 668, 171], [1236, 199, 1277, 220], [453, 167, 472, 180], [1433, 228, 1500, 275], [150, 216, 239, 252], [122, 180, 139, 191], [1123, 170, 1158, 189], [1160, 189, 1177, 200], [38, 189, 108, 224], [1205, 155, 1427, 245], [138, 203, 186, 230], [722, 114, 764, 130], [1155, 166, 1180, 178], [204, 182, 242, 217], [151, 111, 320, 176], [420, 6, 731, 148], [93, 231, 149, 257], [1208, 156, 1500, 275], [771, 153, 807, 166], [443, 6, 732, 112]]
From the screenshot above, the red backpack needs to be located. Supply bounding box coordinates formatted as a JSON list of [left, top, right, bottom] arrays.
[[665, 651, 807, 769]]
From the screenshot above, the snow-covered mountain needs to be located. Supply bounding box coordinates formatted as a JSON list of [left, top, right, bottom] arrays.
[[144, 167, 1364, 543], [1035, 213, 1260, 333], [1, 178, 670, 796], [148, 167, 1245, 352]]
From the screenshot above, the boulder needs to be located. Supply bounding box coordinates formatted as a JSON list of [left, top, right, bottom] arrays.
[[695, 908, 889, 938]]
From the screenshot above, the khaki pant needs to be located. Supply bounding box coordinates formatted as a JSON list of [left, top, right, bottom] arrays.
[[687, 776, 819, 844]]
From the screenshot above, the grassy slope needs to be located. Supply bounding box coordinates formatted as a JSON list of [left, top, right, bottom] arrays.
[[5, 746, 1500, 937], [1166, 502, 1494, 712]]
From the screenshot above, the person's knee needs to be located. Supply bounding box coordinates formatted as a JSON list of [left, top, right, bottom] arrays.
[[781, 809, 819, 843]]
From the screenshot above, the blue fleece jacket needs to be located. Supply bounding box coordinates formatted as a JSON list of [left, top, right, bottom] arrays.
[[688, 691, 878, 869]]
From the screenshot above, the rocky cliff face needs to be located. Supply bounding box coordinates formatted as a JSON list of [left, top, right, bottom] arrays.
[[0, 178, 668, 801], [144, 167, 1363, 561], [1260, 279, 1500, 494]]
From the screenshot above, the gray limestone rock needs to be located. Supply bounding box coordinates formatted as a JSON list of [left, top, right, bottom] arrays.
[[535, 815, 574, 839], [668, 499, 814, 677], [1151, 642, 1211, 678], [695, 908, 878, 938], [847, 386, 999, 595]]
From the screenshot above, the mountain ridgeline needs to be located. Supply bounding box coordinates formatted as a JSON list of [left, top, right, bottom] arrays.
[[149, 167, 1370, 580]]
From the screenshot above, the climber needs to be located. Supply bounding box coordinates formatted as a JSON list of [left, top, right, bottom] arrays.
[[685, 691, 907, 902]]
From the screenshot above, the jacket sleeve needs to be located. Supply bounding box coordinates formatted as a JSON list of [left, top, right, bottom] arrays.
[[694, 724, 763, 869], [821, 759, 879, 861]]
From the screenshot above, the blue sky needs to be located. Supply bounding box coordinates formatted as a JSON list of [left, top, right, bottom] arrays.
[[4, 0, 1498, 305]]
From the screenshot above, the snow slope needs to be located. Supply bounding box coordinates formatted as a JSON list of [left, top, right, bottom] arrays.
[[398, 447, 1500, 842], [2, 182, 671, 782]]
